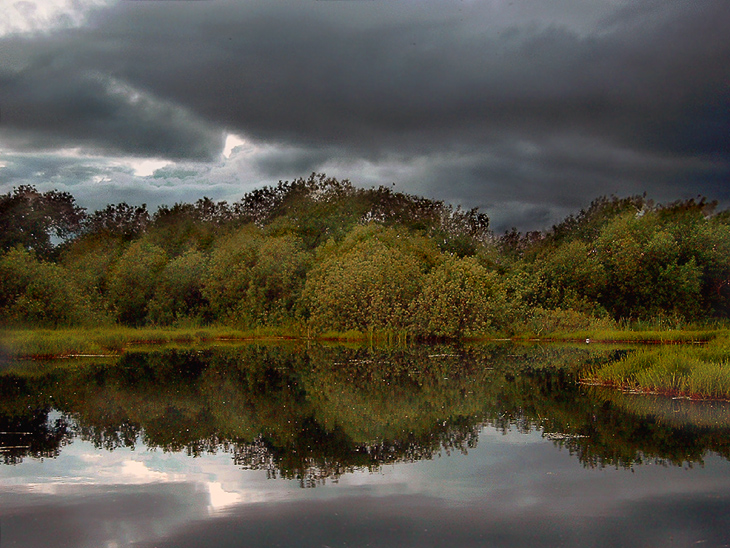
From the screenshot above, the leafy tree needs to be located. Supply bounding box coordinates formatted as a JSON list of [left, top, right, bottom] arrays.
[[202, 226, 265, 324], [147, 199, 230, 256], [247, 235, 311, 325], [107, 241, 168, 325], [83, 202, 149, 240], [549, 194, 649, 245], [61, 233, 127, 319], [302, 224, 440, 332], [658, 203, 730, 316], [148, 250, 211, 325], [0, 248, 91, 326], [414, 256, 508, 337], [594, 212, 702, 320], [532, 240, 607, 313], [0, 186, 85, 260]]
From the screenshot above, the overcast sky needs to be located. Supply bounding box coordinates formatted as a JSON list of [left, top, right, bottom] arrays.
[[1, 0, 728, 231]]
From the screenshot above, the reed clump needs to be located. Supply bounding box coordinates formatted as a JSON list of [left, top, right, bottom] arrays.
[[585, 336, 730, 399]]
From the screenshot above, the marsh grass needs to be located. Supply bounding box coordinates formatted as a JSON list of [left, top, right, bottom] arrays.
[[585, 336, 730, 399], [539, 328, 721, 343], [0, 325, 304, 358]]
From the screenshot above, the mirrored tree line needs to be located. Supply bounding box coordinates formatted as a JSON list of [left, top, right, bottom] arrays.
[[3, 345, 730, 481]]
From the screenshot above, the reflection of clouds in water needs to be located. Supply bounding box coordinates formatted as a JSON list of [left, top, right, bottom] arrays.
[[207, 481, 243, 513], [119, 459, 172, 483], [2, 431, 730, 547]]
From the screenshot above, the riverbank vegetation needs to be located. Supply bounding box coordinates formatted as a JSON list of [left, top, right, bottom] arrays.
[[583, 335, 730, 400], [1, 175, 729, 358]]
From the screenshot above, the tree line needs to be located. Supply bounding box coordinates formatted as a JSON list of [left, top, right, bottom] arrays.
[[1, 174, 729, 335]]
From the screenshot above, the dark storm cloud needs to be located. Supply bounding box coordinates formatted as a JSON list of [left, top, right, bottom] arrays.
[[78, 0, 728, 154], [0, 33, 223, 160], [1, 0, 728, 229]]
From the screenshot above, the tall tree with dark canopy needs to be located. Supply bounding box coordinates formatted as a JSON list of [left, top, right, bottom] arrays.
[[0, 186, 85, 260]]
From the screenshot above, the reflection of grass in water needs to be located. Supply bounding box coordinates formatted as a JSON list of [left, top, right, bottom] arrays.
[[585, 336, 730, 399], [588, 387, 730, 428]]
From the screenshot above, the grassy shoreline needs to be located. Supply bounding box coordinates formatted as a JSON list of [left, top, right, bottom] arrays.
[[581, 335, 730, 400], [3, 326, 729, 400], [1, 324, 727, 359], [0, 326, 305, 360]]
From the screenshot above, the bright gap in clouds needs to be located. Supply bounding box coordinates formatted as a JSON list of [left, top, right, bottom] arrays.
[[223, 134, 248, 159], [1, 0, 112, 36], [128, 157, 171, 177]]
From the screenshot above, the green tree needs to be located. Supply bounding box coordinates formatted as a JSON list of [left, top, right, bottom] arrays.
[[302, 224, 440, 332], [535, 240, 607, 313], [594, 213, 702, 320], [61, 233, 127, 320], [0, 248, 91, 327], [107, 241, 168, 325], [414, 256, 508, 337], [148, 250, 211, 325], [0, 186, 85, 260], [247, 235, 311, 326], [202, 226, 265, 324], [83, 203, 150, 240]]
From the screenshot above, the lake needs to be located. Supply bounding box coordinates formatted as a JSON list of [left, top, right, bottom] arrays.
[[2, 342, 730, 547]]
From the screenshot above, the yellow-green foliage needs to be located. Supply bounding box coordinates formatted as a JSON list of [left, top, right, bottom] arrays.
[[202, 227, 310, 327], [303, 224, 439, 332], [0, 248, 95, 327], [148, 249, 210, 325], [414, 256, 508, 337], [107, 240, 168, 326], [587, 337, 730, 399]]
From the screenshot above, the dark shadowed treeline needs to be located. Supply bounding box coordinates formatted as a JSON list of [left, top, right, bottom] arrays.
[[1, 175, 729, 335]]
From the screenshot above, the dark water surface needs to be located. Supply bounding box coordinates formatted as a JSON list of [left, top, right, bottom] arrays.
[[1, 343, 730, 547]]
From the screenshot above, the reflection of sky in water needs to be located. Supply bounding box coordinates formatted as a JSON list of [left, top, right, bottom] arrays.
[[2, 426, 730, 547]]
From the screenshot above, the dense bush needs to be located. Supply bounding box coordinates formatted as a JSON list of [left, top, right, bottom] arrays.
[[302, 225, 438, 332], [1, 179, 728, 336], [0, 248, 92, 327]]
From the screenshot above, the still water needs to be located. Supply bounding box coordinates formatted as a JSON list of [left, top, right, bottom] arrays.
[[1, 343, 730, 547]]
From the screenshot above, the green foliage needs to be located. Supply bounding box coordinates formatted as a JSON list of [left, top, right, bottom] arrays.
[[0, 248, 92, 327], [247, 235, 311, 325], [83, 203, 150, 240], [531, 240, 607, 313], [0, 185, 85, 260], [594, 212, 703, 319], [1, 179, 728, 334], [61, 233, 126, 319], [202, 227, 309, 327], [303, 224, 439, 332], [202, 225, 264, 323], [414, 256, 508, 337], [148, 250, 211, 325], [107, 241, 168, 326], [146, 199, 227, 256]]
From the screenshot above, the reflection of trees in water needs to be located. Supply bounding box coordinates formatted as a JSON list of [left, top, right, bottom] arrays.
[[0, 409, 71, 465], [2, 344, 730, 478], [494, 368, 730, 468], [230, 419, 483, 487]]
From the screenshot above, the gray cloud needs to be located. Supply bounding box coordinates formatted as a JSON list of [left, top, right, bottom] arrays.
[[0, 0, 728, 230]]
